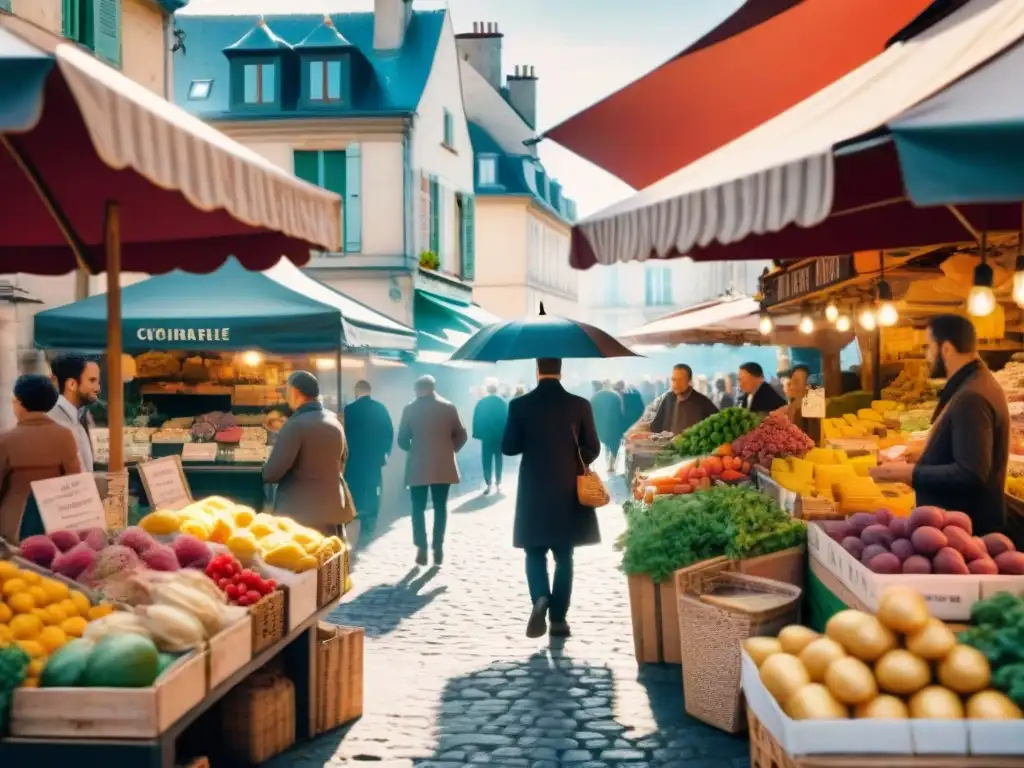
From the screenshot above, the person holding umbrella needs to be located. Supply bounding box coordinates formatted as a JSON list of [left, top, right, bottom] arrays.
[[503, 358, 602, 638]]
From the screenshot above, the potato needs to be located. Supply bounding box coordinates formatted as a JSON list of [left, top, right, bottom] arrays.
[[779, 626, 821, 656], [875, 649, 931, 695], [909, 506, 946, 532], [968, 556, 999, 575], [876, 586, 930, 634], [855, 694, 909, 719], [890, 538, 915, 563], [867, 552, 902, 574], [823, 520, 855, 543], [843, 615, 897, 662], [905, 618, 957, 661], [982, 533, 1015, 558], [743, 637, 784, 668], [910, 526, 948, 556], [825, 656, 878, 705], [938, 645, 991, 694], [902, 555, 932, 574], [942, 510, 973, 534], [995, 551, 1024, 575], [848, 512, 877, 534], [800, 637, 847, 682], [966, 690, 1024, 720], [943, 526, 974, 557], [760, 653, 811, 704], [934, 547, 969, 575], [889, 517, 910, 539], [910, 686, 965, 719], [785, 683, 849, 720], [861, 544, 890, 564], [862, 524, 895, 548], [842, 537, 865, 560]]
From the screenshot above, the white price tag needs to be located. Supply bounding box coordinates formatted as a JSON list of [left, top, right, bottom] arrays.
[[802, 388, 826, 419], [30, 473, 106, 533], [90, 428, 110, 465], [138, 455, 192, 511], [182, 443, 218, 462]]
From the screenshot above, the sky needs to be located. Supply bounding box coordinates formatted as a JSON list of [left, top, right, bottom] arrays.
[[179, 0, 743, 217]]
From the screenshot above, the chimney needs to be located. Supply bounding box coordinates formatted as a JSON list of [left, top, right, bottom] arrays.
[[455, 21, 503, 92], [374, 0, 413, 50], [506, 64, 538, 129]]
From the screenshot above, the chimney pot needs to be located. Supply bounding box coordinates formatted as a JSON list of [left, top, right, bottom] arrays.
[[472, 21, 479, 33]]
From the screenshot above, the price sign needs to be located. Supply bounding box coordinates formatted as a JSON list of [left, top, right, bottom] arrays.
[[30, 473, 106, 533], [182, 443, 218, 462], [139, 455, 192, 511], [90, 428, 110, 465], [802, 388, 826, 419]]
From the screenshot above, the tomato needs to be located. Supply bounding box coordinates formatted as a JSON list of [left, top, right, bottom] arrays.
[[256, 580, 273, 595], [224, 584, 240, 600], [245, 590, 262, 604], [266, 579, 277, 591], [218, 577, 231, 589]]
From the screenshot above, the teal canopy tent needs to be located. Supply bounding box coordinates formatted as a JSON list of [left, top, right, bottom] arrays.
[[34, 258, 415, 354], [413, 289, 498, 358]]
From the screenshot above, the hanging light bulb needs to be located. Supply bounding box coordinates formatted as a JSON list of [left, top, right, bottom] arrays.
[[835, 314, 851, 332], [799, 312, 814, 335], [859, 307, 877, 331], [825, 301, 839, 323], [877, 281, 899, 327], [967, 263, 996, 317], [758, 313, 774, 335], [1014, 231, 1024, 307]]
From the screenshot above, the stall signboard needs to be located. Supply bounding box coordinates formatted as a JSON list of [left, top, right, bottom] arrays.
[[139, 455, 192, 511], [761, 255, 855, 307], [90, 428, 110, 465], [802, 388, 826, 419], [182, 443, 218, 462], [31, 473, 106, 533]]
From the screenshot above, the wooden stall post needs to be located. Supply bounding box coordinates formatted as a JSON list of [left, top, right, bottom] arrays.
[[104, 202, 127, 528]]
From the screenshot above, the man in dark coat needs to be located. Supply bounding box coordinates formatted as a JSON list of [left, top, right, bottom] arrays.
[[472, 381, 509, 494], [738, 361, 787, 413], [649, 364, 718, 435], [343, 380, 394, 545], [503, 358, 601, 639], [590, 380, 624, 472], [871, 315, 1009, 536]]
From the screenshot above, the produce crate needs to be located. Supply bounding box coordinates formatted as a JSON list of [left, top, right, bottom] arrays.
[[739, 546, 807, 591], [627, 574, 681, 664], [208, 612, 253, 689], [317, 550, 346, 607], [220, 670, 295, 763], [314, 623, 364, 735], [10, 649, 207, 738], [256, 563, 318, 631], [251, 588, 286, 654], [797, 495, 842, 521]]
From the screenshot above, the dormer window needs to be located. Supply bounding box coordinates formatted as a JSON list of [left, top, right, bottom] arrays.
[[296, 16, 355, 109], [309, 60, 344, 102], [223, 18, 293, 111], [243, 63, 276, 104], [478, 157, 497, 186]]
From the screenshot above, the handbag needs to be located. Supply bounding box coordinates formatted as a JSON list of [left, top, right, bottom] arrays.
[[574, 428, 610, 508]]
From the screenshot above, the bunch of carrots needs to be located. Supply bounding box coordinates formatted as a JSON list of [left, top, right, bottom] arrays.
[[635, 451, 752, 501]]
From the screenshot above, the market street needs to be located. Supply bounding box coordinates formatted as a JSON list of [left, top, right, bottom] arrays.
[[269, 478, 750, 768]]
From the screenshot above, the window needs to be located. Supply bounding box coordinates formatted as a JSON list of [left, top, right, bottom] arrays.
[[644, 266, 673, 306], [309, 60, 343, 102], [293, 147, 361, 253], [478, 157, 497, 186], [443, 109, 454, 149], [429, 177, 440, 254], [243, 63, 275, 104], [188, 80, 213, 101], [62, 0, 121, 67], [460, 194, 476, 280]]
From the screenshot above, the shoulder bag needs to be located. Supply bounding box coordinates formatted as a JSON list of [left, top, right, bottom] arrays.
[[574, 428, 609, 508]]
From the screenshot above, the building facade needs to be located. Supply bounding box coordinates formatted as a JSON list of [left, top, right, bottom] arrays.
[[174, 1, 480, 338], [456, 22, 580, 321]]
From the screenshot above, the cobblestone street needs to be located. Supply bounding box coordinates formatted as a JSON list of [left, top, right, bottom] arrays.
[[270, 474, 750, 768]]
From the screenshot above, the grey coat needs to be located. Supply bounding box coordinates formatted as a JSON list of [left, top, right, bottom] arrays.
[[262, 402, 351, 530], [398, 393, 468, 487]]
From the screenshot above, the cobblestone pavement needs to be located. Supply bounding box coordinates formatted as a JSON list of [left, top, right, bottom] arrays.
[[269, 473, 750, 768]]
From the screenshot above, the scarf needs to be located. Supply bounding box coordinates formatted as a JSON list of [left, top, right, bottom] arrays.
[[931, 359, 982, 423]]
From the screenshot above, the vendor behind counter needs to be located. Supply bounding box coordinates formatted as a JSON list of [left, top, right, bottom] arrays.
[[649, 364, 719, 435]]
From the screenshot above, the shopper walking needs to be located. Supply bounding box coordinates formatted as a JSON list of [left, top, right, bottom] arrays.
[[472, 381, 509, 495], [590, 380, 624, 473], [617, 380, 645, 433], [48, 354, 101, 472], [503, 358, 601, 638], [343, 380, 394, 546], [397, 375, 468, 566]]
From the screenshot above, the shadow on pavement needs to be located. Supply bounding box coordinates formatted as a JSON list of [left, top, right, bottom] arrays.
[[450, 492, 506, 514], [328, 566, 446, 639]]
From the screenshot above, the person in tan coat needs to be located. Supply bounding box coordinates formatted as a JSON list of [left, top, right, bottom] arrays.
[[0, 375, 82, 543]]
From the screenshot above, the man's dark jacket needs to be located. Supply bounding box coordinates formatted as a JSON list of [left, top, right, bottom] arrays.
[[744, 382, 788, 414], [502, 379, 602, 550], [342, 396, 394, 485], [650, 389, 718, 434], [472, 394, 509, 444], [913, 361, 1009, 537]]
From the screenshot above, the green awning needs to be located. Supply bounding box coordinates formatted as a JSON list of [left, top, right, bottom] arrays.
[[35, 258, 416, 354], [413, 290, 498, 355]]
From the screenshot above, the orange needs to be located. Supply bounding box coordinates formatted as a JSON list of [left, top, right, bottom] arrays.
[[69, 591, 91, 617], [16, 639, 44, 658], [41, 579, 69, 603], [87, 603, 114, 621], [45, 604, 68, 625], [2, 578, 27, 598], [0, 562, 18, 582], [9, 613, 42, 640], [7, 592, 35, 614], [27, 586, 49, 608], [60, 616, 87, 638], [0, 602, 12, 623], [20, 677, 39, 688], [19, 570, 41, 586], [27, 659, 44, 677], [38, 626, 66, 653]]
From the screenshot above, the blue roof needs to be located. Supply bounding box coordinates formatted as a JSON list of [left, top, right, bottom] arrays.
[[224, 19, 293, 54], [296, 17, 354, 50], [468, 122, 577, 224], [174, 10, 444, 119]]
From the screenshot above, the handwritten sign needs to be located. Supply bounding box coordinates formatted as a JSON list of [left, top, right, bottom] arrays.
[[139, 456, 192, 511], [90, 428, 110, 465], [802, 388, 826, 419], [31, 473, 106, 533], [182, 443, 218, 462]]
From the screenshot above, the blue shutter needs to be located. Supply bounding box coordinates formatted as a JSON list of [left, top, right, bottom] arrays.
[[92, 0, 121, 68], [461, 195, 475, 280], [62, 0, 81, 41], [429, 178, 439, 255], [344, 143, 362, 253]]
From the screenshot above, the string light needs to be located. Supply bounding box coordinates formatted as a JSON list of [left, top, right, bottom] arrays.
[[877, 280, 899, 327], [799, 312, 814, 335], [967, 233, 995, 317], [758, 313, 774, 335], [836, 314, 851, 332], [825, 301, 839, 323], [858, 307, 877, 331]]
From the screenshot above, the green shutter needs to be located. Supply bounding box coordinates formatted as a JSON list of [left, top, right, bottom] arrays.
[[461, 195, 475, 280], [92, 0, 121, 68], [0, 0, 11, 12], [322, 151, 346, 197], [344, 143, 362, 253], [429, 178, 439, 255], [62, 0, 81, 40], [293, 150, 319, 185]]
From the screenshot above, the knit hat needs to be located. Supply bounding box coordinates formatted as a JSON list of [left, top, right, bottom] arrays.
[[287, 370, 320, 399]]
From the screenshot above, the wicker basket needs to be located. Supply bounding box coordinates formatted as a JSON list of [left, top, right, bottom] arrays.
[[676, 558, 802, 734], [314, 623, 365, 735], [250, 589, 286, 654], [220, 671, 295, 763]]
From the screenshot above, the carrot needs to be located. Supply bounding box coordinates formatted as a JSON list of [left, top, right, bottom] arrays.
[[672, 484, 693, 495], [741, 461, 752, 474], [721, 469, 745, 482]]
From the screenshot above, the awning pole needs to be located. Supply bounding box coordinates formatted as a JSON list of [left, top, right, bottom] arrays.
[[105, 202, 124, 474], [945, 205, 981, 242], [335, 346, 342, 414]]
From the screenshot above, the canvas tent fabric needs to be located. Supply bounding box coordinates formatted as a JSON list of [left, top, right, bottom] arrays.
[[414, 290, 498, 354], [34, 258, 415, 354], [570, 0, 1024, 269]]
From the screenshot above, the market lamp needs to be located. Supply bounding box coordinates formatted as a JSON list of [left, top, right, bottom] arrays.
[[798, 310, 814, 335], [242, 350, 263, 367], [877, 281, 899, 327], [758, 311, 774, 336], [1013, 213, 1024, 308], [825, 301, 839, 323], [858, 306, 877, 331], [835, 314, 852, 333]]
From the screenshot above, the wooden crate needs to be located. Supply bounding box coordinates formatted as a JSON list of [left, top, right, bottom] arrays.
[[251, 589, 286, 654], [738, 546, 806, 590], [10, 649, 206, 738], [627, 574, 681, 664], [314, 623, 364, 734], [208, 613, 253, 689], [317, 550, 345, 607]]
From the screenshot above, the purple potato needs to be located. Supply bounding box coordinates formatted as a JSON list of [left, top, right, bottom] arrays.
[[862, 524, 895, 548], [983, 533, 1016, 558], [875, 508, 894, 527], [902, 555, 933, 574], [823, 520, 855, 543], [942, 510, 973, 535], [861, 543, 890, 564], [910, 526, 948, 556], [933, 547, 969, 575], [866, 552, 902, 574], [849, 512, 878, 534], [909, 506, 945, 533], [889, 517, 910, 539], [890, 538, 916, 563], [842, 537, 866, 560]]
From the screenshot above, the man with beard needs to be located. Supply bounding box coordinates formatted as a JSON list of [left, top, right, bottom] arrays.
[[870, 315, 1009, 536], [49, 354, 101, 472], [649, 364, 718, 435]]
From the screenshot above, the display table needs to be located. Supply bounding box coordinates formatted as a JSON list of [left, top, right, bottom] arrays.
[[98, 461, 269, 517], [0, 600, 340, 767]]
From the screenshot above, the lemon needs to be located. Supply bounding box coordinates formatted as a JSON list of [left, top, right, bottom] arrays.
[[41, 579, 69, 604], [69, 591, 91, 617], [27, 586, 49, 608], [31, 608, 49, 625], [45, 604, 68, 625], [0, 562, 18, 582], [60, 616, 87, 638], [7, 592, 35, 614], [16, 639, 44, 658], [87, 603, 114, 621], [27, 659, 44, 677], [20, 571, 41, 586], [0, 625, 12, 645], [38, 626, 66, 653], [59, 598, 78, 618], [10, 613, 42, 640], [0, 602, 12, 623], [2, 578, 27, 598]]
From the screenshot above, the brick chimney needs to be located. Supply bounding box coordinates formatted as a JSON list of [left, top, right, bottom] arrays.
[[455, 21, 503, 92], [374, 0, 413, 50], [506, 64, 537, 129]]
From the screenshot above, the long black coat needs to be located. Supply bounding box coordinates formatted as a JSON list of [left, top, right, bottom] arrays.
[[343, 396, 394, 487], [502, 379, 602, 550], [743, 382, 787, 414]]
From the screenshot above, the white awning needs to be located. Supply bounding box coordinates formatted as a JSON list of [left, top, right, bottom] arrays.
[[576, 0, 1024, 266]]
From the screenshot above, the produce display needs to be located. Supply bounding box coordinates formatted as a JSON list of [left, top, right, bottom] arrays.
[[205, 553, 277, 607], [819, 506, 1022, 575], [669, 408, 762, 459], [821, 400, 911, 448], [633, 453, 752, 500], [745, 586, 1021, 720], [619, 485, 806, 583], [960, 592, 1024, 710], [0, 643, 30, 726], [731, 412, 814, 468], [881, 367, 941, 407], [771, 448, 914, 515]]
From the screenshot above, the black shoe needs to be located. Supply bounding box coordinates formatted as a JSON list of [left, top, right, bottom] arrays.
[[433, 548, 444, 566], [526, 597, 549, 638], [482, 485, 492, 496], [549, 620, 571, 637], [415, 547, 428, 566]]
